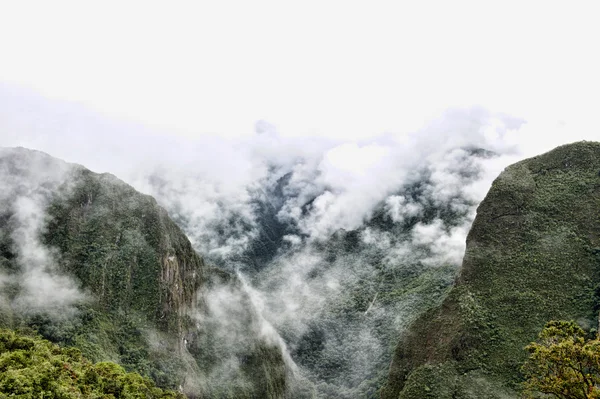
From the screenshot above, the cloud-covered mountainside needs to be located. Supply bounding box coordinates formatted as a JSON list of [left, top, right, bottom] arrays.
[[125, 110, 526, 397], [0, 147, 296, 399]]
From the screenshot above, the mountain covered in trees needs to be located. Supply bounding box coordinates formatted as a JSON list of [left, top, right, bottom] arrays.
[[0, 147, 294, 398], [381, 141, 600, 398], [2, 142, 600, 398]]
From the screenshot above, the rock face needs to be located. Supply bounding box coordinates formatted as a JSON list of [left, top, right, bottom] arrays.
[[381, 141, 600, 398], [0, 147, 290, 398], [43, 164, 204, 335]]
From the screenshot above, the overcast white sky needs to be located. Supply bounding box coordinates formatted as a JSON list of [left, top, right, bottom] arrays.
[[1, 0, 599, 146]]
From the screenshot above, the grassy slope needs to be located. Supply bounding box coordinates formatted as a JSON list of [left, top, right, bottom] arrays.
[[381, 141, 600, 399]]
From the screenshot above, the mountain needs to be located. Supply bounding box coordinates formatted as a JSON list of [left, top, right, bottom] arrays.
[[6, 141, 598, 399], [0, 147, 292, 398], [381, 141, 600, 398]]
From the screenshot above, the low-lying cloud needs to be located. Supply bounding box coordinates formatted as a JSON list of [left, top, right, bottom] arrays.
[[0, 147, 86, 318]]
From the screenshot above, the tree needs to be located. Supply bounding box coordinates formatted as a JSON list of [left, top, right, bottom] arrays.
[[522, 320, 600, 399], [0, 328, 184, 398]]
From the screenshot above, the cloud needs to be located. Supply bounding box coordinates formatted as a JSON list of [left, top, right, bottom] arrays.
[[411, 219, 471, 266], [2, 2, 599, 141], [266, 107, 524, 242], [0, 148, 86, 318], [385, 196, 423, 224], [11, 196, 85, 313]]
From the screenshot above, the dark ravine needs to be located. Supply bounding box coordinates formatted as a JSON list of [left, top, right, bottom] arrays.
[[0, 147, 291, 398], [381, 141, 600, 398]]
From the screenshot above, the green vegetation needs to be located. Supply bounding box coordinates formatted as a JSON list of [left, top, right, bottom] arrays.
[[382, 141, 600, 398], [522, 320, 600, 399], [0, 166, 202, 391], [44, 169, 204, 330], [0, 328, 184, 398]]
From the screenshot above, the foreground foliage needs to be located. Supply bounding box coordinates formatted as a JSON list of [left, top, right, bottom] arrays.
[[0, 329, 184, 398], [522, 321, 600, 399]]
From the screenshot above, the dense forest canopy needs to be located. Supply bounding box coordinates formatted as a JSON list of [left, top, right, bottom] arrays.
[[0, 328, 184, 398]]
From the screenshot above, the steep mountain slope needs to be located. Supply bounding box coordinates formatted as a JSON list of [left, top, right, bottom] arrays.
[[381, 141, 600, 398], [0, 147, 292, 398]]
